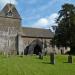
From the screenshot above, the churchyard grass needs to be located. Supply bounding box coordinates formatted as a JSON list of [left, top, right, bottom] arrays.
[[0, 55, 75, 75]]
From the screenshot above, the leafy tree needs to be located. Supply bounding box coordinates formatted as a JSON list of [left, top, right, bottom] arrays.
[[54, 3, 75, 54]]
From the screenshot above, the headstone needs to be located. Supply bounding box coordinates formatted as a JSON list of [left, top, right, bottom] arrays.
[[19, 52, 23, 57], [68, 55, 72, 63], [50, 53, 55, 64], [39, 52, 43, 59]]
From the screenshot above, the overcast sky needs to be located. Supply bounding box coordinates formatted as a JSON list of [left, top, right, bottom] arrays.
[[0, 0, 75, 29]]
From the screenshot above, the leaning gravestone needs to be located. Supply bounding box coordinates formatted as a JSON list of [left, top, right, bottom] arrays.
[[68, 55, 72, 63], [39, 52, 43, 59], [50, 53, 55, 64]]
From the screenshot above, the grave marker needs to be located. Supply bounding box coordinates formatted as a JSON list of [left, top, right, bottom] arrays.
[[68, 55, 72, 63], [50, 53, 55, 64]]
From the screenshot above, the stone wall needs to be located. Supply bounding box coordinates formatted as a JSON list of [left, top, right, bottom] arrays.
[[20, 36, 70, 55], [20, 37, 53, 55], [0, 29, 17, 54], [0, 16, 21, 54], [0, 17, 21, 28]]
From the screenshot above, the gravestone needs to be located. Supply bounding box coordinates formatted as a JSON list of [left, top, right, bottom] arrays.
[[68, 55, 72, 63], [50, 53, 55, 64], [39, 52, 43, 59], [19, 52, 23, 57]]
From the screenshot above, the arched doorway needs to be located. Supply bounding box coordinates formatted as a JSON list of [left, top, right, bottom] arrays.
[[34, 44, 42, 55]]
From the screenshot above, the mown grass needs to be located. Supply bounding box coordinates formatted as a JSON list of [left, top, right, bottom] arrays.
[[0, 55, 75, 75]]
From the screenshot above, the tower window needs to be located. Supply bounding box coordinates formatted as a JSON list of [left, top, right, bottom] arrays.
[[6, 10, 13, 17]]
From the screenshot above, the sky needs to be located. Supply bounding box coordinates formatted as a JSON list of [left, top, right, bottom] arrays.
[[0, 0, 75, 29]]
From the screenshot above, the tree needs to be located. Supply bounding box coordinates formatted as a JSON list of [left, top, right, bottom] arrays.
[[54, 3, 75, 54]]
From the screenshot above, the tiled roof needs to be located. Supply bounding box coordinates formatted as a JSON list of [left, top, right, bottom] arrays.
[[22, 27, 54, 38]]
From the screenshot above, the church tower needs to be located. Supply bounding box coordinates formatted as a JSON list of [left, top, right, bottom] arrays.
[[0, 3, 21, 54], [0, 3, 21, 28]]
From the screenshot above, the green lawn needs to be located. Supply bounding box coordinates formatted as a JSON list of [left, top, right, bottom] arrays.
[[0, 55, 75, 75]]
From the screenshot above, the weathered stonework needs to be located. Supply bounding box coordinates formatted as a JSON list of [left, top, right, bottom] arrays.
[[0, 4, 21, 55], [0, 3, 55, 55]]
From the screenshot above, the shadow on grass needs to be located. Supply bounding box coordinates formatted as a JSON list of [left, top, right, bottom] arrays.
[[63, 61, 74, 64], [42, 62, 55, 65], [63, 62, 69, 63]]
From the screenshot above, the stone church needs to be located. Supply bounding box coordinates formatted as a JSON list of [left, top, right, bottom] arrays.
[[0, 3, 54, 55]]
